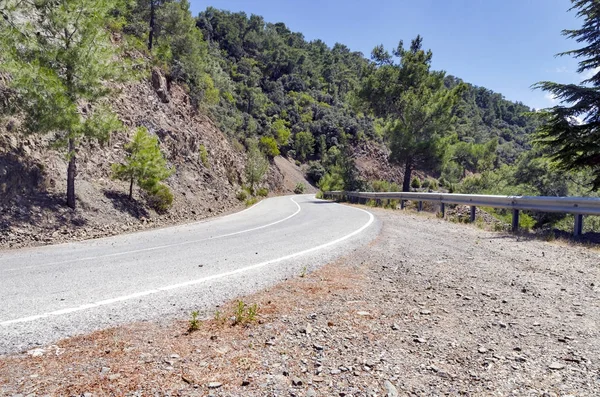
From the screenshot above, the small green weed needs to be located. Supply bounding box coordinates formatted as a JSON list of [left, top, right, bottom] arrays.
[[300, 266, 307, 277], [199, 144, 209, 168], [294, 182, 306, 194], [233, 300, 259, 325], [257, 187, 269, 197], [188, 310, 200, 332], [245, 197, 258, 207]]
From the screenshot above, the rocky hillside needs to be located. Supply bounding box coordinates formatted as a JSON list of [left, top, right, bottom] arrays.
[[0, 68, 298, 250]]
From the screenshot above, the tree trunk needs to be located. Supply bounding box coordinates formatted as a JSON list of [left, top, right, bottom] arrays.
[[129, 177, 134, 200], [66, 137, 76, 209], [148, 0, 155, 51], [402, 159, 412, 192]]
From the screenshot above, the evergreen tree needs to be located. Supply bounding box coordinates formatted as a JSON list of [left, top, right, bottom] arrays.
[[112, 127, 174, 199], [534, 0, 600, 189], [0, 0, 125, 208], [359, 36, 465, 191]]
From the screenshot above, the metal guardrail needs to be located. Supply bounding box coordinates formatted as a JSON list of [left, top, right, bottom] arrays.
[[323, 191, 600, 236]]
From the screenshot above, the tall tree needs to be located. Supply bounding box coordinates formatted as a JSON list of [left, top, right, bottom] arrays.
[[533, 0, 600, 189], [359, 36, 464, 191], [0, 0, 125, 208]]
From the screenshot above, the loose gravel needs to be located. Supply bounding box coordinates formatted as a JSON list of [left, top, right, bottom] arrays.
[[1, 206, 599, 396]]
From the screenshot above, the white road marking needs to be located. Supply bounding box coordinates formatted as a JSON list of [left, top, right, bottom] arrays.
[[0, 203, 374, 326], [2, 197, 301, 272]]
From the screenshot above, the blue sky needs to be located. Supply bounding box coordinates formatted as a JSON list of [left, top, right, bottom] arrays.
[[189, 1, 583, 110]]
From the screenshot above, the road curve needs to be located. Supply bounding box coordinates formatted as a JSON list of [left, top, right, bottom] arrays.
[[0, 195, 379, 354]]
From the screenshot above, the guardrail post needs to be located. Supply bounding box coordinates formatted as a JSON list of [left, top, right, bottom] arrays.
[[512, 209, 519, 232], [418, 201, 423, 212], [400, 200, 405, 210], [574, 214, 584, 237], [440, 203, 445, 218], [470, 206, 476, 222]]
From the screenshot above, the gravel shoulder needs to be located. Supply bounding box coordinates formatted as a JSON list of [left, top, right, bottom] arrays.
[[1, 205, 599, 396]]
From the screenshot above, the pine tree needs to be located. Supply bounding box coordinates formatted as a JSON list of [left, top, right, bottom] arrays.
[[112, 127, 174, 199], [359, 36, 465, 191], [0, 0, 125, 208], [533, 0, 600, 189]]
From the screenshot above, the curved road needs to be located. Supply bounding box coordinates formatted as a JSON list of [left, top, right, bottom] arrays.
[[0, 195, 379, 354]]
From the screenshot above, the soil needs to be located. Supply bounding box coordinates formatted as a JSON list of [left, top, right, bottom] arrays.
[[1, 205, 598, 396]]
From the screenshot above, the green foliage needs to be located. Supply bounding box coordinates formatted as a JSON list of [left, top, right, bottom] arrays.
[[236, 190, 248, 201], [199, 144, 209, 167], [245, 141, 269, 194], [233, 301, 258, 325], [245, 197, 258, 207], [371, 180, 401, 192], [0, 0, 126, 208], [256, 187, 269, 197], [259, 136, 280, 158], [112, 127, 174, 199], [272, 119, 291, 147], [294, 131, 315, 161], [359, 36, 465, 192], [147, 183, 174, 213], [294, 183, 306, 194], [533, 0, 600, 190], [188, 310, 200, 332], [306, 161, 327, 184], [411, 177, 421, 189]]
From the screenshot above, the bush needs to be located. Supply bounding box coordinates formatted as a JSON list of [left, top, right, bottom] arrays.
[[306, 161, 326, 184], [199, 144, 209, 167], [245, 197, 258, 206], [411, 176, 421, 189], [236, 190, 248, 201], [294, 182, 306, 194], [257, 187, 269, 197], [147, 183, 174, 213], [259, 136, 280, 158], [423, 178, 438, 191]]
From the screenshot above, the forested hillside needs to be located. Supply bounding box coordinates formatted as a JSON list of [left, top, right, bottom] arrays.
[[194, 8, 539, 187]]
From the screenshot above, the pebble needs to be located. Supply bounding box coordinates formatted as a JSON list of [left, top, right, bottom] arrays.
[[208, 382, 223, 389], [291, 377, 302, 386], [549, 362, 565, 370], [383, 380, 399, 397], [306, 388, 317, 397]]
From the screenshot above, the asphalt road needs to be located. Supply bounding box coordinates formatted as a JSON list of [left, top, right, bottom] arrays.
[[0, 194, 379, 354]]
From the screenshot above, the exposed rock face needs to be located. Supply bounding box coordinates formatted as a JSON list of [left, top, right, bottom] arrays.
[[151, 68, 170, 103]]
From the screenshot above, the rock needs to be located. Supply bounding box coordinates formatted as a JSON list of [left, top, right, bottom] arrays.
[[291, 377, 302, 386], [419, 309, 432, 315], [108, 374, 120, 381], [391, 323, 400, 330], [208, 382, 223, 389], [151, 68, 170, 103], [330, 369, 341, 375], [100, 367, 111, 374], [478, 347, 488, 354], [26, 348, 45, 357], [306, 388, 317, 397], [313, 344, 324, 351], [356, 311, 371, 316], [300, 323, 313, 334], [549, 362, 565, 370], [414, 338, 427, 344], [383, 380, 399, 397]]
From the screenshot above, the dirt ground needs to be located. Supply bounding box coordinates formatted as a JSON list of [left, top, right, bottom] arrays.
[[1, 206, 599, 396]]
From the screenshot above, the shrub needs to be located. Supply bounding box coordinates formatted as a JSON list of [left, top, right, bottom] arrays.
[[147, 183, 174, 213], [233, 300, 259, 325], [199, 144, 209, 167], [411, 176, 421, 189], [257, 187, 269, 197], [424, 178, 438, 191], [306, 161, 326, 183], [259, 136, 280, 158], [294, 182, 306, 194], [236, 190, 248, 201], [245, 197, 258, 206], [188, 311, 200, 332]]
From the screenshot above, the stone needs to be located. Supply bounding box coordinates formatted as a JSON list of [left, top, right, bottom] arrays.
[[549, 362, 565, 370], [208, 382, 223, 389], [291, 377, 302, 386], [383, 380, 399, 397], [306, 388, 317, 397], [151, 68, 170, 103]]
